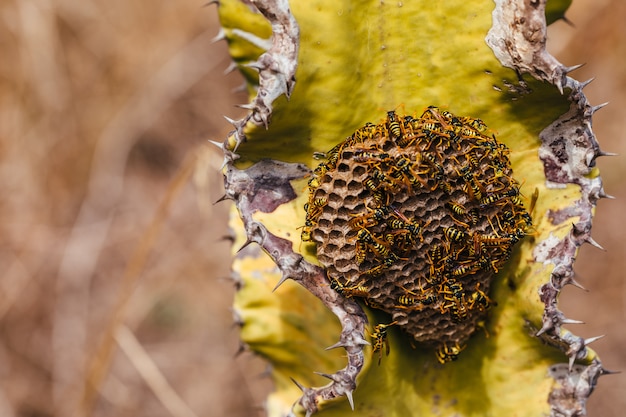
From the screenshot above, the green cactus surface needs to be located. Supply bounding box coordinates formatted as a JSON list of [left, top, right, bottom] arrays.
[[217, 0, 610, 416]]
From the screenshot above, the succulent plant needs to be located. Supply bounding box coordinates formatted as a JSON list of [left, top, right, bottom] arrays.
[[213, 0, 612, 416]]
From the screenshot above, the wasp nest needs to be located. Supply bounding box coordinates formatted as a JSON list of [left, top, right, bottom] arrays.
[[303, 107, 532, 363]]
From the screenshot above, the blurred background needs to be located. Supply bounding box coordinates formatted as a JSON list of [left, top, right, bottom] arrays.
[[0, 1, 623, 416]]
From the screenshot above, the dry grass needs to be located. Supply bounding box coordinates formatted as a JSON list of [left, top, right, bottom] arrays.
[[0, 0, 622, 416]]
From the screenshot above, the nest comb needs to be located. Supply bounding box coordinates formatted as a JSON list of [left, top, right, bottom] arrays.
[[303, 107, 532, 362]]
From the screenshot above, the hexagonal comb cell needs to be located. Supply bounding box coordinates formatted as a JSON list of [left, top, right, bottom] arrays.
[[303, 107, 532, 362]]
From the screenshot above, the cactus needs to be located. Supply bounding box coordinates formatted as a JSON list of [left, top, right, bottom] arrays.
[[213, 0, 612, 416]]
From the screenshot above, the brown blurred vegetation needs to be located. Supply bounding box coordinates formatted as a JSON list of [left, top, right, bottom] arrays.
[[0, 0, 622, 416]]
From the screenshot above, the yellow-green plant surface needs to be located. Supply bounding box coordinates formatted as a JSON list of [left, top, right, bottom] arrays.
[[222, 0, 600, 416]]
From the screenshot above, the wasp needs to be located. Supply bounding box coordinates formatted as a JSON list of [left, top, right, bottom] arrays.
[[305, 197, 328, 223], [355, 240, 368, 264], [387, 110, 403, 140], [444, 227, 467, 242], [447, 201, 471, 228], [363, 252, 401, 276], [330, 279, 370, 299], [459, 166, 485, 201], [370, 321, 398, 365], [397, 286, 437, 310], [300, 219, 314, 242], [468, 283, 494, 311], [436, 342, 464, 364], [450, 261, 479, 277]]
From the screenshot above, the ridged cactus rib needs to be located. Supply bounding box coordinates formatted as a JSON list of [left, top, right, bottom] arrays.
[[487, 1, 611, 415], [215, 0, 612, 416]]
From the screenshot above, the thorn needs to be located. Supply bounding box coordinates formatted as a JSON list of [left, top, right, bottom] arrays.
[[325, 340, 346, 351], [246, 61, 265, 71], [355, 336, 370, 346], [561, 15, 575, 27], [208, 139, 224, 150], [203, 0, 219, 6], [568, 354, 576, 372], [235, 103, 255, 110], [599, 189, 616, 200], [566, 274, 588, 291], [232, 82, 248, 94], [314, 371, 338, 382], [211, 28, 225, 43], [290, 377, 306, 392], [272, 273, 291, 292], [345, 390, 355, 410], [214, 194, 230, 204], [600, 368, 621, 376], [585, 236, 606, 251], [562, 318, 585, 325], [584, 335, 605, 345], [597, 149, 618, 157], [580, 78, 595, 89], [224, 61, 238, 75], [535, 323, 551, 337], [591, 102, 609, 114], [224, 115, 239, 127], [234, 342, 247, 358], [564, 63, 585, 74], [237, 238, 254, 253]]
